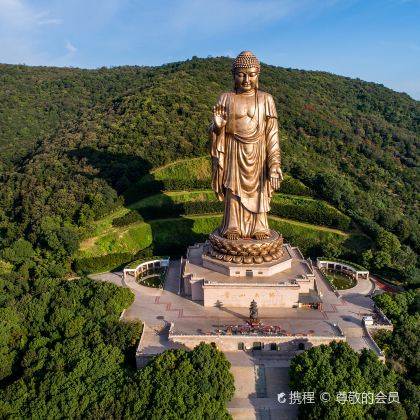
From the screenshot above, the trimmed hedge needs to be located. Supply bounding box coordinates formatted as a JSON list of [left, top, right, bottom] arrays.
[[73, 252, 133, 274], [270, 200, 351, 230], [156, 177, 313, 195], [125, 179, 211, 202], [281, 176, 314, 196], [112, 198, 349, 231], [183, 200, 224, 214], [126, 172, 314, 203], [159, 178, 211, 191], [112, 202, 224, 226], [112, 211, 143, 227]]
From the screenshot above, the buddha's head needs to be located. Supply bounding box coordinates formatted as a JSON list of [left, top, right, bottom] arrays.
[[232, 51, 260, 93]]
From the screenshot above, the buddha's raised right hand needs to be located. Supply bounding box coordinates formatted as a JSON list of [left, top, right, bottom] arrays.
[[213, 104, 227, 132]]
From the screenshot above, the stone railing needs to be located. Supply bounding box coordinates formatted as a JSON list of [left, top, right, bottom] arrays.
[[317, 258, 369, 280], [362, 319, 386, 362], [168, 330, 345, 352], [334, 322, 345, 337], [292, 246, 305, 260], [373, 304, 392, 326], [123, 258, 170, 281], [135, 323, 148, 369]]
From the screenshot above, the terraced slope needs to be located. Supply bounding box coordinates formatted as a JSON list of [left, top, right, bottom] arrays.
[[75, 159, 370, 273]]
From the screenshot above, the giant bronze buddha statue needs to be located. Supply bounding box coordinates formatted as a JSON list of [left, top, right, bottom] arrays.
[[208, 51, 284, 264]]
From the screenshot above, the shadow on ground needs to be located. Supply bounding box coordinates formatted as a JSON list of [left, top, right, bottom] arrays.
[[68, 147, 212, 259]]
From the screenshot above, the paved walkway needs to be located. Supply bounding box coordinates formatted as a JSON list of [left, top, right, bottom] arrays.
[[225, 352, 298, 420], [91, 260, 386, 420], [370, 274, 404, 293], [92, 267, 338, 337], [314, 267, 379, 351], [91, 262, 382, 353], [164, 259, 181, 293]]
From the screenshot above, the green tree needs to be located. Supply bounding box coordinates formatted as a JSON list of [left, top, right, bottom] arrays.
[[362, 249, 374, 269], [374, 293, 405, 320], [289, 341, 397, 420], [0, 259, 14, 274], [373, 290, 420, 416], [136, 343, 234, 419], [376, 231, 401, 256], [1, 239, 34, 264], [373, 250, 392, 270], [392, 245, 417, 273], [321, 240, 343, 258]]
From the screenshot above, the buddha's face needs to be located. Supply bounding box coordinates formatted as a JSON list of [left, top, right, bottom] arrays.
[[234, 67, 259, 93]]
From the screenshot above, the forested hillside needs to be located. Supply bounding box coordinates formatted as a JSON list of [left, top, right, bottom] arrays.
[[0, 57, 419, 418], [0, 57, 419, 283]]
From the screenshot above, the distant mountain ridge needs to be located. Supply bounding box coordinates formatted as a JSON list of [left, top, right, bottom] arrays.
[[0, 59, 418, 169]]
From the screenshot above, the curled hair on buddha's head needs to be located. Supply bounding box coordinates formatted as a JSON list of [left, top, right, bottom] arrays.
[[232, 51, 260, 91], [232, 51, 260, 74]]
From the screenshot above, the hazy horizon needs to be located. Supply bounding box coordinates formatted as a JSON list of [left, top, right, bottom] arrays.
[[1, 0, 419, 99]]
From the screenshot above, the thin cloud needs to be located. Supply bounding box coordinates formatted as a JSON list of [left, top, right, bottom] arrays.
[[168, 0, 338, 34], [0, 0, 62, 29], [65, 41, 77, 54], [37, 18, 63, 26], [0, 0, 33, 28], [0, 0, 65, 65], [169, 0, 294, 32], [0, 0, 24, 16]]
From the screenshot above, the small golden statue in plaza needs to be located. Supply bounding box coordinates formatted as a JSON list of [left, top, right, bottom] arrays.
[[208, 51, 283, 264], [249, 299, 259, 324]]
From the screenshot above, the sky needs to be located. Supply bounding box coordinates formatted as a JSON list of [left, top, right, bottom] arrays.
[[0, 0, 419, 99]]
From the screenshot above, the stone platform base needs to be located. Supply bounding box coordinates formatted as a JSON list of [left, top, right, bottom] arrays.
[[202, 243, 292, 277], [208, 229, 283, 264], [183, 242, 319, 308]]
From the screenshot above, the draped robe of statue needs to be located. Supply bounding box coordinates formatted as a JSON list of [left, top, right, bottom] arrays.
[[210, 90, 281, 238]]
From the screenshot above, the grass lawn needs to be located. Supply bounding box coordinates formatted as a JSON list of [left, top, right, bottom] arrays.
[[137, 267, 166, 288], [77, 222, 153, 258], [325, 271, 357, 290], [77, 213, 364, 259], [269, 215, 348, 235], [73, 159, 373, 274], [78, 183, 347, 250], [139, 275, 162, 288], [129, 189, 333, 211], [129, 190, 216, 210], [127, 190, 350, 229], [80, 207, 130, 239], [137, 156, 312, 196], [152, 156, 212, 181], [136, 156, 211, 188]]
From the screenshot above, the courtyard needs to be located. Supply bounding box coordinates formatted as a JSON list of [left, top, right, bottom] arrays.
[[91, 258, 383, 420]]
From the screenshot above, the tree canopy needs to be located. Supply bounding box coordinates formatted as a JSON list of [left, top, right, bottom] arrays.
[[373, 290, 420, 420], [0, 58, 418, 283], [0, 57, 418, 418], [289, 341, 401, 419], [0, 275, 234, 419]]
